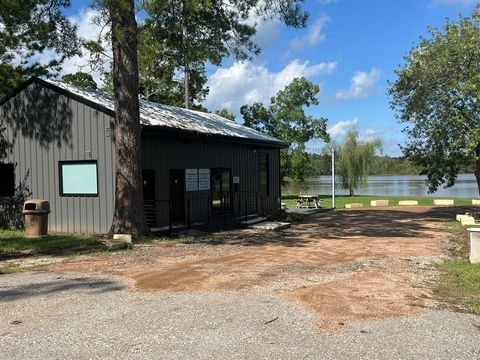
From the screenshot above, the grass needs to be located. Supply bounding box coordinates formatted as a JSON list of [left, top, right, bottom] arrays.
[[434, 221, 480, 314], [0, 229, 106, 255], [0, 263, 49, 275], [281, 194, 474, 209]]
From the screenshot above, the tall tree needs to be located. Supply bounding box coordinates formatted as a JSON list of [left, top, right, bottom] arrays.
[[91, 0, 309, 235], [335, 130, 382, 196], [99, 0, 148, 235], [62, 72, 98, 89], [0, 0, 80, 98], [138, 0, 308, 108], [215, 108, 236, 121], [389, 4, 480, 194], [241, 77, 329, 182]]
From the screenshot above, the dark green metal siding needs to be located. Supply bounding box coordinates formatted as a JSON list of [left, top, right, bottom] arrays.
[[142, 132, 281, 226]]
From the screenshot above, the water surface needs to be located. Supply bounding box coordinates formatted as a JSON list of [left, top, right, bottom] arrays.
[[283, 174, 479, 198]]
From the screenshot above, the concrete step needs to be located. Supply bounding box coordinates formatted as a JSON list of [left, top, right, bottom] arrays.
[[237, 213, 260, 220], [248, 221, 291, 231], [241, 216, 267, 225]]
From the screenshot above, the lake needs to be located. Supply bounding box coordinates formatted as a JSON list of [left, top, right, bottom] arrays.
[[283, 174, 480, 198]]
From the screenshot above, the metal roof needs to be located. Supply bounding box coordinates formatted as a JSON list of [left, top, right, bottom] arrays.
[[36, 78, 286, 147]]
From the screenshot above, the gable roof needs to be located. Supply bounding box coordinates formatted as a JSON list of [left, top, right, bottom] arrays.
[[0, 77, 287, 148]]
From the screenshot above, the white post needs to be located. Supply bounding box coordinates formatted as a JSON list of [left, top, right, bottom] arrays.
[[331, 147, 335, 209]]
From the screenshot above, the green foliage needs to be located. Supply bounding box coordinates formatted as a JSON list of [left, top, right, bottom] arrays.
[[0, 0, 80, 99], [95, 1, 308, 109], [0, 173, 32, 230], [389, 4, 480, 194], [0, 120, 30, 230], [335, 130, 382, 196], [242, 77, 329, 182], [215, 108, 236, 121], [370, 155, 420, 176], [61, 72, 98, 90], [307, 154, 473, 177]]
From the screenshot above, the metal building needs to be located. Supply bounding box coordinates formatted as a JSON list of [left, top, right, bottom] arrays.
[[0, 77, 286, 234]]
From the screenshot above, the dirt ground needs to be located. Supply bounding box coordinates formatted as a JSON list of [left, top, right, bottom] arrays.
[[50, 206, 462, 330]]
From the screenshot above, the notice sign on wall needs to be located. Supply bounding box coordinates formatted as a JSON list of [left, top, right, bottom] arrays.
[[185, 169, 198, 192], [198, 169, 210, 190]]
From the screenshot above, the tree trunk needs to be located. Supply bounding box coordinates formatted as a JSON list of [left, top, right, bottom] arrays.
[[108, 0, 149, 236], [349, 188, 354, 197], [184, 64, 189, 109], [475, 144, 480, 197]]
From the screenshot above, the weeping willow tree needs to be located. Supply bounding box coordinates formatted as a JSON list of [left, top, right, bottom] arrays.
[[336, 130, 382, 196]]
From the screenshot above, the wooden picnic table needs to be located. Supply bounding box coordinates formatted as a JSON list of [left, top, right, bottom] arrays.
[[296, 194, 323, 209]]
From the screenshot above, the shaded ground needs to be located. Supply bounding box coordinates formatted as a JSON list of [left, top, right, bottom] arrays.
[[49, 206, 471, 329]]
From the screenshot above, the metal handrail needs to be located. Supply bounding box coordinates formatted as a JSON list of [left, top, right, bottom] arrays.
[[234, 191, 265, 222], [148, 191, 266, 232], [187, 196, 211, 228]]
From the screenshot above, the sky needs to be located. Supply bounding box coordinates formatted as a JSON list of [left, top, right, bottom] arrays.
[[60, 0, 480, 156]]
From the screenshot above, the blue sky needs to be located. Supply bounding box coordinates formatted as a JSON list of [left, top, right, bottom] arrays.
[[63, 0, 479, 155]]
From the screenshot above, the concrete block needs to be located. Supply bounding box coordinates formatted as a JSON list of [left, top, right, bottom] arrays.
[[399, 200, 418, 206], [467, 228, 480, 263], [472, 199, 480, 205], [345, 203, 363, 209], [433, 199, 454, 206], [371, 200, 389, 207], [102, 234, 133, 250], [461, 216, 476, 226], [113, 234, 132, 243]]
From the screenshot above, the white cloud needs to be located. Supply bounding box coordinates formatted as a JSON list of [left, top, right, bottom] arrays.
[[244, 8, 281, 48], [336, 68, 381, 100], [204, 59, 337, 114], [63, 9, 111, 84], [32, 8, 110, 85], [359, 127, 388, 141], [364, 128, 386, 136], [327, 118, 359, 138], [289, 14, 330, 51], [429, 0, 477, 6]]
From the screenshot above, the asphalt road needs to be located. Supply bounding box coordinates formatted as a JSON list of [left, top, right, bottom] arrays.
[[1, 272, 479, 360]]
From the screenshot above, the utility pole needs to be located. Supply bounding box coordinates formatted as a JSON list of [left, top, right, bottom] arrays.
[[331, 147, 336, 209]]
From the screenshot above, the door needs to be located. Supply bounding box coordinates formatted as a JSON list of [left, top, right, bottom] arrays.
[[170, 169, 185, 222], [142, 170, 156, 227], [211, 168, 232, 215]]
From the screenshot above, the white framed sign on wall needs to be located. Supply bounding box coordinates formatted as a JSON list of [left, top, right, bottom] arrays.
[[185, 168, 199, 192], [198, 169, 210, 190]]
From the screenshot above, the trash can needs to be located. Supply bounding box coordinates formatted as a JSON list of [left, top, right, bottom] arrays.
[[23, 199, 50, 238]]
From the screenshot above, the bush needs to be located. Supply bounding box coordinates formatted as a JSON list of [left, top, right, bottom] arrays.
[[0, 175, 31, 229]]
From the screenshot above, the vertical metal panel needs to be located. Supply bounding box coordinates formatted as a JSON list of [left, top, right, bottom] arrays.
[[1, 81, 281, 233], [0, 82, 116, 234], [141, 132, 281, 226]]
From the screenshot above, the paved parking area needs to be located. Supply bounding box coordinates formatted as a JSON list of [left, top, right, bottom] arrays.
[[1, 272, 480, 360]]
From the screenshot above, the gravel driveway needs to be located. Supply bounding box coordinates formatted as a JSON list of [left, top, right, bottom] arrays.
[[1, 271, 480, 360]]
